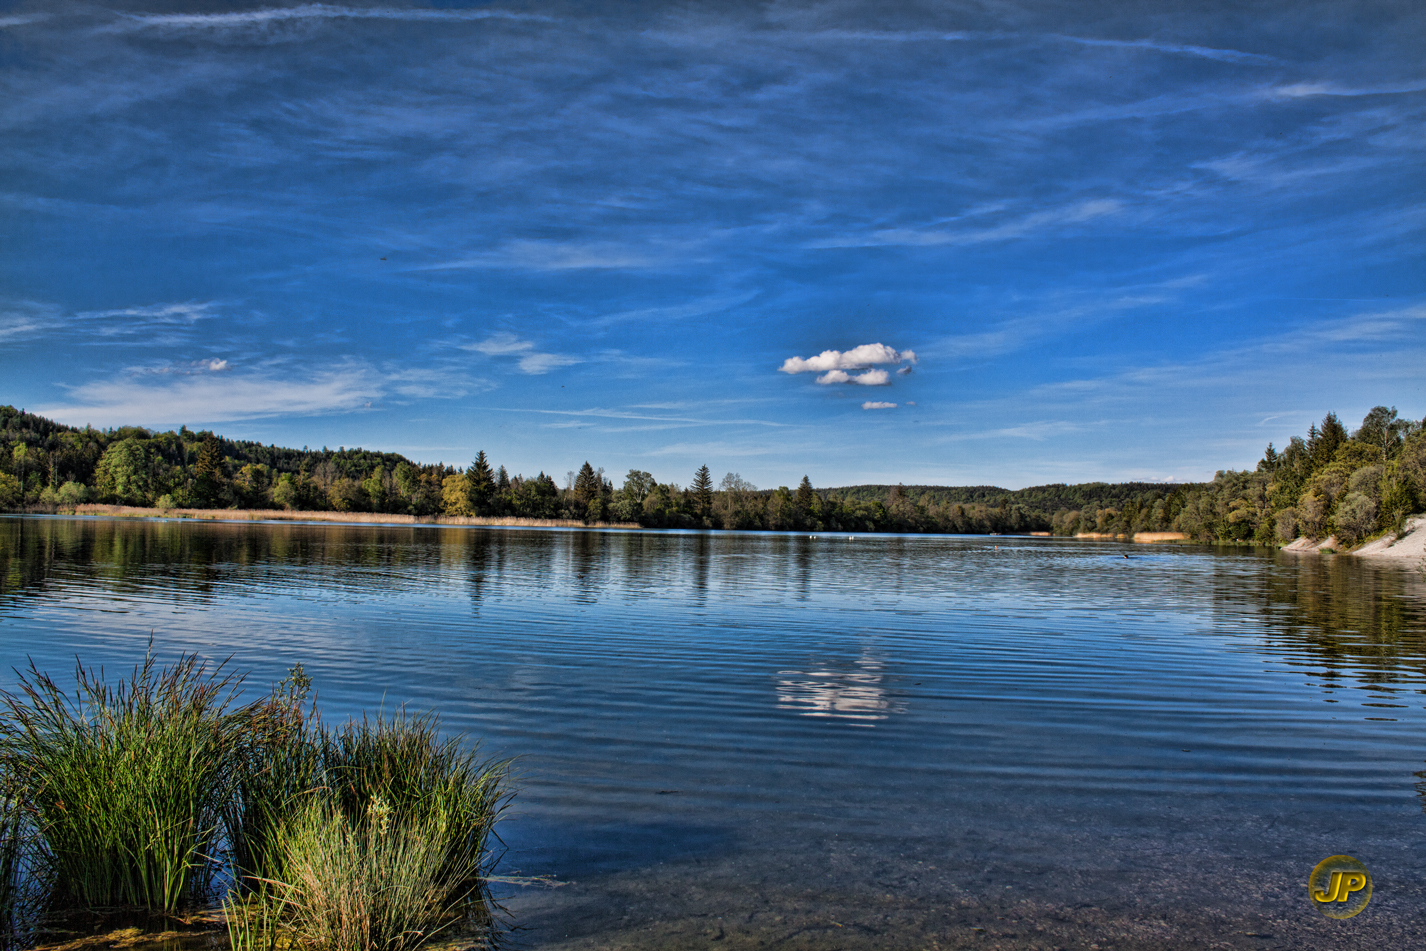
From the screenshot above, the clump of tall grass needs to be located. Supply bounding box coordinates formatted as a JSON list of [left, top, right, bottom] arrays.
[[267, 795, 482, 951], [0, 655, 510, 951], [320, 711, 507, 891], [234, 710, 510, 951], [0, 654, 245, 911], [224, 665, 322, 886]]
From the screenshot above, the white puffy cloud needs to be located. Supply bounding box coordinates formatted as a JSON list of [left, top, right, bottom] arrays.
[[862, 401, 897, 410], [817, 368, 890, 385], [780, 342, 916, 375]]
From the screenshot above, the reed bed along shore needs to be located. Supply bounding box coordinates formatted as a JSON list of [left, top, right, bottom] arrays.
[[57, 503, 639, 530], [0, 654, 510, 951]]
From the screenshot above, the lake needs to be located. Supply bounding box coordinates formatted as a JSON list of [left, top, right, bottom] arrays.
[[2, 515, 1423, 949]]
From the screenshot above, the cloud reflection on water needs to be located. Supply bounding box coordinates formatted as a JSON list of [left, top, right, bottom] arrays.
[[776, 650, 905, 725]]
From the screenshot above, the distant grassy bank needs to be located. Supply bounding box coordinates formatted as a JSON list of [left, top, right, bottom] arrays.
[[61, 503, 638, 529]]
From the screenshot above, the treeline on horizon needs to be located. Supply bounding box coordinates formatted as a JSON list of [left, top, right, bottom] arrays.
[[0, 404, 1422, 545]]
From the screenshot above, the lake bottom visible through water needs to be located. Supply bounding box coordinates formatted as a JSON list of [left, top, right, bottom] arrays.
[[1, 517, 1424, 950]]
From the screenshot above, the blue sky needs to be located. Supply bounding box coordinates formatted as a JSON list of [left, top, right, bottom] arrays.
[[1, 1, 1422, 490]]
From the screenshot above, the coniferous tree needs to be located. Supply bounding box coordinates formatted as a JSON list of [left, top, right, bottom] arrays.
[[573, 461, 600, 505], [469, 450, 495, 513], [795, 475, 814, 510], [692, 465, 713, 519], [1314, 412, 1347, 467]]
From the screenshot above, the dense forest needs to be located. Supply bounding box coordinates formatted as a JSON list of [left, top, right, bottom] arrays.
[[0, 404, 1421, 545]]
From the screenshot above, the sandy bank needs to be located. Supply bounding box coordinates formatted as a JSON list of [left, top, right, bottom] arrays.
[[1279, 516, 1426, 564], [1281, 535, 1338, 552], [62, 503, 638, 530], [1351, 515, 1426, 564]]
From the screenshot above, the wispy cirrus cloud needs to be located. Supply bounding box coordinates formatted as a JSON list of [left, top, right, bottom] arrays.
[[0, 14, 49, 29], [463, 333, 581, 374], [422, 240, 664, 272], [589, 291, 758, 328], [37, 362, 383, 428], [812, 199, 1124, 249], [0, 300, 218, 344], [127, 357, 230, 376], [1262, 80, 1426, 99], [1046, 34, 1276, 65], [784, 27, 1276, 64], [114, 5, 553, 31], [490, 405, 785, 435]]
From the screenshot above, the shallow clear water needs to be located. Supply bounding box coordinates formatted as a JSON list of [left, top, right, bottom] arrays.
[[3, 516, 1424, 949]]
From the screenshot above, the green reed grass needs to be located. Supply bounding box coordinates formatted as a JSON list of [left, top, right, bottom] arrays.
[[0, 781, 38, 949], [0, 655, 511, 951], [320, 711, 509, 890], [267, 795, 481, 951], [224, 882, 283, 951], [241, 711, 511, 951], [0, 654, 246, 911], [224, 665, 322, 887]]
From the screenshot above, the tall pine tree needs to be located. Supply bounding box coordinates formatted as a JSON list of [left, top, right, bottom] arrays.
[[692, 465, 713, 518], [795, 475, 814, 510], [573, 461, 600, 504], [469, 450, 495, 513]]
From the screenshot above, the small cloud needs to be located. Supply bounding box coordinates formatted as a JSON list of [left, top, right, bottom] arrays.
[[518, 352, 581, 374], [862, 401, 897, 410], [469, 333, 533, 356], [818, 368, 890, 385], [464, 333, 579, 375], [781, 343, 916, 375]]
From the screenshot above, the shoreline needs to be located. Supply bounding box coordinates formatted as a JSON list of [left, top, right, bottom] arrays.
[[50, 503, 641, 530], [8, 507, 1423, 562], [1281, 515, 1425, 564]]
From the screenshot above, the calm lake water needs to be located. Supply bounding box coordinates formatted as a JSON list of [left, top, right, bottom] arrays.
[[2, 515, 1424, 950]]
